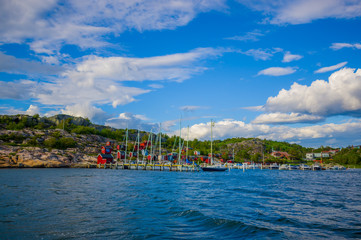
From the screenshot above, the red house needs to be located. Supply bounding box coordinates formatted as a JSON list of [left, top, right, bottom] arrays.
[[97, 153, 114, 164], [97, 143, 114, 164]]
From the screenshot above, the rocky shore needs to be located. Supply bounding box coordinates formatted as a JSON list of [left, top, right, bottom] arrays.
[[0, 129, 112, 168]]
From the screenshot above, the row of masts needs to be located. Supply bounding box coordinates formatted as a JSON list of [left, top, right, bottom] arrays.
[[120, 121, 191, 165]]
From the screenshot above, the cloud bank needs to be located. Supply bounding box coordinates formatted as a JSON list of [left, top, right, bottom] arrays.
[[265, 68, 361, 117], [0, 0, 226, 54], [177, 119, 361, 147]]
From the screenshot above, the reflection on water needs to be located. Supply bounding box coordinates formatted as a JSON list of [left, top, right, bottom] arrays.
[[0, 169, 360, 239]]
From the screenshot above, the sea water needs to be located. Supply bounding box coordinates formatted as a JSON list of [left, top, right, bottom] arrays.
[[0, 168, 360, 239]]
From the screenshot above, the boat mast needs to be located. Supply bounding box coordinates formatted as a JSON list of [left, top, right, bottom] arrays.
[[186, 125, 189, 163], [211, 119, 213, 165], [137, 129, 140, 164], [149, 132, 153, 164], [178, 117, 181, 165], [125, 127, 128, 163], [159, 123, 161, 162]]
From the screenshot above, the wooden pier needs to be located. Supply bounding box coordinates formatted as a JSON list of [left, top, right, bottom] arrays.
[[97, 162, 200, 172]]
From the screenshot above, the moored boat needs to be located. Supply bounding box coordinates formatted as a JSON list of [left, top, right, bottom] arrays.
[[201, 165, 228, 171], [269, 163, 279, 170], [300, 164, 311, 170], [312, 164, 322, 171], [279, 164, 288, 170], [288, 164, 299, 170], [201, 120, 228, 172]]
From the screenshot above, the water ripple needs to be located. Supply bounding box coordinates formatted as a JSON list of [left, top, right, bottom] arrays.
[[0, 168, 360, 239]]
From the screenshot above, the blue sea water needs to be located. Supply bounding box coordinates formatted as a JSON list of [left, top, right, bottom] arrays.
[[0, 168, 360, 239]]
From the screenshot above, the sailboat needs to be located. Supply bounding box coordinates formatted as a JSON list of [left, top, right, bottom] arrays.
[[201, 120, 228, 172]]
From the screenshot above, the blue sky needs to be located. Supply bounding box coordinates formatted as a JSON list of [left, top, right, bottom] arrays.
[[1, 0, 361, 148]]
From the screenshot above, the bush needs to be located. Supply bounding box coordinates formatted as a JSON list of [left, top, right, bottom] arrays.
[[44, 137, 76, 149], [58, 137, 77, 149]]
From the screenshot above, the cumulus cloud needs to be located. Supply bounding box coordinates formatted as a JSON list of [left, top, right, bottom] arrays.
[[282, 51, 303, 63], [0, 105, 41, 116], [238, 0, 361, 24], [60, 103, 108, 124], [252, 112, 324, 124], [37, 77, 149, 108], [331, 42, 361, 50], [265, 67, 361, 117], [314, 62, 348, 73], [0, 0, 226, 54], [258, 67, 297, 76], [175, 119, 361, 147], [106, 112, 157, 131]]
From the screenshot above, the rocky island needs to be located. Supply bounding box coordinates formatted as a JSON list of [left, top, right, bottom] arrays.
[[0, 114, 118, 168]]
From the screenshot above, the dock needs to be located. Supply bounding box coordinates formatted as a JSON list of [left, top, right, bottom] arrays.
[[97, 162, 200, 172]]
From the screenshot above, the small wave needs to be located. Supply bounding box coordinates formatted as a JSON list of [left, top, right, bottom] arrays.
[[171, 209, 278, 238]]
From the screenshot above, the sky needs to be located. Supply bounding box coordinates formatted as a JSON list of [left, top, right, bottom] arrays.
[[1, 0, 361, 148]]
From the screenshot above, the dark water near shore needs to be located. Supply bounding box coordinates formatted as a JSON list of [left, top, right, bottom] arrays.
[[0, 169, 360, 239]]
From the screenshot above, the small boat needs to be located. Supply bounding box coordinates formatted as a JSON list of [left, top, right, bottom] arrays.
[[288, 165, 299, 170], [312, 165, 322, 171], [201, 165, 228, 172], [279, 164, 288, 170], [201, 120, 228, 172], [269, 163, 279, 170], [338, 166, 346, 170], [300, 164, 311, 170]]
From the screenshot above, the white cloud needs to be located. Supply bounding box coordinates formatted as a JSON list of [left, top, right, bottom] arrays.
[[258, 67, 297, 76], [314, 62, 348, 73], [180, 105, 202, 112], [60, 103, 108, 124], [22, 48, 221, 108], [37, 78, 149, 108], [0, 105, 41, 116], [0, 80, 38, 100], [25, 105, 41, 116], [148, 84, 164, 89], [0, 48, 221, 110], [226, 30, 265, 42], [282, 51, 303, 63], [331, 42, 361, 50], [252, 112, 324, 124], [241, 105, 264, 111], [239, 48, 283, 61], [64, 48, 222, 84], [176, 118, 361, 147], [243, 49, 273, 61], [106, 112, 157, 131], [238, 0, 361, 24], [0, 0, 226, 54], [0, 52, 63, 75], [265, 67, 361, 117]]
